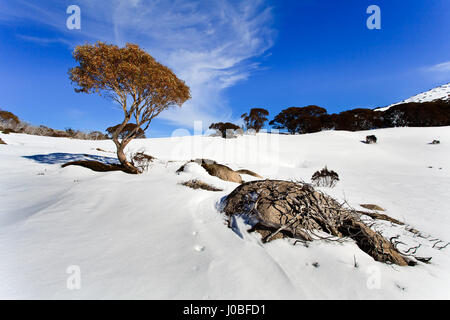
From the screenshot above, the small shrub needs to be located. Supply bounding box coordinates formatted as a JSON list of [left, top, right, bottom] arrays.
[[311, 166, 339, 188], [0, 110, 20, 128], [131, 152, 155, 173], [2, 128, 16, 134], [365, 135, 377, 144]]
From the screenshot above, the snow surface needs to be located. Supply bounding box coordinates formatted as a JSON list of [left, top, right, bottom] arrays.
[[1, 127, 450, 299], [375, 83, 450, 112]]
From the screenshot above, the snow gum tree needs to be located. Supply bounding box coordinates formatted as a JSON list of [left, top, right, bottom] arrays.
[[69, 42, 191, 173], [241, 108, 269, 133]]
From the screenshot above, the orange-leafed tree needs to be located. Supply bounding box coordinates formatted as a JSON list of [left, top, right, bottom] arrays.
[[69, 42, 190, 173], [241, 108, 269, 132]]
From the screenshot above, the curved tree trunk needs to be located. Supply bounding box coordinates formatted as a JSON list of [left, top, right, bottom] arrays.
[[114, 138, 139, 174]]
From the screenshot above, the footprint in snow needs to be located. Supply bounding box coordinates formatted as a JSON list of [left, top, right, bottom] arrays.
[[194, 245, 205, 252]]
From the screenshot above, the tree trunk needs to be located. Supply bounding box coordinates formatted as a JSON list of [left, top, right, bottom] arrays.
[[115, 140, 139, 174]]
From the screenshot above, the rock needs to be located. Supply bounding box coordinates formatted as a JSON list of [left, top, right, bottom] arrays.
[[177, 159, 243, 183], [0, 138, 6, 145], [202, 162, 243, 183]]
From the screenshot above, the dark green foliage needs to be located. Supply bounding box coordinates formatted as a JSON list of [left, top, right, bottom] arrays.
[[332, 108, 383, 131], [382, 101, 450, 127], [269, 100, 450, 134], [241, 108, 269, 132], [365, 135, 377, 144], [269, 106, 328, 134]]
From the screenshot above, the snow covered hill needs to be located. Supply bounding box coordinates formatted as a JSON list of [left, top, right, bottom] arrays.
[[1, 127, 450, 299], [375, 83, 450, 112]]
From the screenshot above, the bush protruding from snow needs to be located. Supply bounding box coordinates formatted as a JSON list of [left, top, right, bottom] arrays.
[[311, 166, 339, 188], [131, 152, 155, 173], [365, 135, 377, 144]]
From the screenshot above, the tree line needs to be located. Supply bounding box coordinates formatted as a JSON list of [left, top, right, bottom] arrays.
[[0, 109, 147, 140], [209, 100, 450, 137]]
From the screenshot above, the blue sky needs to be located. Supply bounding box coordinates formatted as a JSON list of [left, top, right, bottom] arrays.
[[0, 0, 449, 137]]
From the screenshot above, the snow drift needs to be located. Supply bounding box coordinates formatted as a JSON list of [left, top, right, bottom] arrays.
[[1, 126, 450, 299]]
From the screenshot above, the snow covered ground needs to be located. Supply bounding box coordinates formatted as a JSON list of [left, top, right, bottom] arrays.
[[1, 126, 450, 299]]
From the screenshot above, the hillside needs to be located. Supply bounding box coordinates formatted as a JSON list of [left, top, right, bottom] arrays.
[[1, 127, 450, 299], [376, 83, 450, 112]]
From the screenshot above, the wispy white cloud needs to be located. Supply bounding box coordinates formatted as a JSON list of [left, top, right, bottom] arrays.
[[1, 0, 275, 129], [109, 0, 275, 128], [422, 61, 450, 83], [16, 34, 73, 47], [425, 61, 450, 73]]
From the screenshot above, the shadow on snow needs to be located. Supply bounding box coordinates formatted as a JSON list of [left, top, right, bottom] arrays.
[[23, 153, 119, 165]]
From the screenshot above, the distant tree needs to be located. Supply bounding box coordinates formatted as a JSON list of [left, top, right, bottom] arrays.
[[241, 108, 269, 132], [0, 110, 19, 125], [209, 122, 241, 138], [69, 42, 190, 173], [269, 105, 328, 134], [0, 110, 20, 131], [106, 123, 146, 139], [87, 131, 108, 140]]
